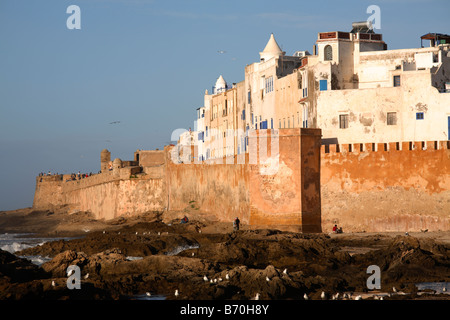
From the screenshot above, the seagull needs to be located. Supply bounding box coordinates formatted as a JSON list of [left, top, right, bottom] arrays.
[[146, 292, 151, 297], [332, 293, 339, 300], [214, 279, 217, 283], [443, 287, 447, 292], [266, 276, 270, 282], [217, 50, 227, 54], [192, 252, 195, 256], [84, 273, 89, 279], [109, 121, 121, 125], [52, 280, 56, 287], [67, 269, 74, 277], [226, 273, 230, 280], [254, 293, 260, 300], [158, 232, 161, 236], [203, 275, 208, 282], [303, 293, 309, 300], [103, 230, 106, 234], [283, 268, 288, 275], [355, 295, 362, 300], [321, 291, 326, 300], [218, 277, 222, 282], [210, 279, 213, 283], [136, 232, 138, 235], [393, 287, 397, 293], [175, 289, 179, 297]]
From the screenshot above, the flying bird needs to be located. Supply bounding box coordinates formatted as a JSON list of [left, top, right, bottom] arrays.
[[217, 50, 226, 54], [109, 121, 121, 125]]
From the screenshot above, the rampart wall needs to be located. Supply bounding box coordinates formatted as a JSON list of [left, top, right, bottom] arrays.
[[33, 132, 450, 232], [321, 140, 450, 232]]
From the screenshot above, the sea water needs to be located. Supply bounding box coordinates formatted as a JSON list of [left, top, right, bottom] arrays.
[[0, 233, 72, 266], [416, 282, 450, 294]]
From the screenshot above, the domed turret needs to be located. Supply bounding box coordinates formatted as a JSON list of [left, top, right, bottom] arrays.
[[214, 75, 227, 94], [259, 33, 285, 62]]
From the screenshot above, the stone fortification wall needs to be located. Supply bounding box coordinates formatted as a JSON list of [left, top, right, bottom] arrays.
[[166, 129, 322, 232], [33, 133, 450, 233], [321, 140, 450, 232], [32, 129, 323, 232]]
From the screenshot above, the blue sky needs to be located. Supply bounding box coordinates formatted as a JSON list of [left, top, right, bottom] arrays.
[[0, 0, 449, 211]]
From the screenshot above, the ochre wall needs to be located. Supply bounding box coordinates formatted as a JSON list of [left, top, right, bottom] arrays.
[[321, 140, 450, 232], [166, 129, 322, 232]]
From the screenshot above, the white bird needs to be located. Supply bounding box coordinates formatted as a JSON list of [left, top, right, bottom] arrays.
[[203, 275, 208, 282], [136, 232, 138, 235], [67, 269, 74, 277], [218, 278, 222, 282], [84, 273, 89, 279], [51, 280, 56, 287], [226, 274, 230, 280], [283, 268, 288, 275], [192, 252, 195, 256], [443, 287, 447, 292], [214, 279, 217, 283], [210, 279, 213, 283], [380, 296, 384, 300], [158, 232, 161, 236], [254, 293, 260, 300], [355, 295, 362, 300], [266, 276, 270, 282], [146, 292, 151, 297], [103, 231, 106, 234], [303, 293, 309, 300], [321, 291, 326, 300], [392, 287, 397, 293], [118, 232, 120, 235], [332, 293, 339, 300], [174, 289, 179, 297]]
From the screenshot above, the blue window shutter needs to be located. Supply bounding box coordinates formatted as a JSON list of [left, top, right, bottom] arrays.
[[320, 80, 327, 91]]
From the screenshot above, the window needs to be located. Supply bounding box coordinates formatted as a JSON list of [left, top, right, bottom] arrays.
[[247, 91, 251, 104], [271, 118, 273, 129], [265, 76, 274, 93], [320, 79, 327, 91], [387, 112, 397, 125], [339, 114, 349, 129], [393, 75, 401, 87], [279, 119, 281, 129], [283, 118, 286, 128], [324, 45, 333, 61], [416, 112, 424, 120], [288, 118, 290, 128]]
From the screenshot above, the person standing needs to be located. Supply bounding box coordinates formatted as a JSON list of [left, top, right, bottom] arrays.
[[233, 217, 240, 231]]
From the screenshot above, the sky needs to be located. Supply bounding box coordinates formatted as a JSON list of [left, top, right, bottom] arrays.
[[0, 0, 449, 211]]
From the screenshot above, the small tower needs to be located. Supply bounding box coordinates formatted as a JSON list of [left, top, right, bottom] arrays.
[[259, 33, 285, 62], [100, 149, 111, 173], [214, 75, 227, 94]]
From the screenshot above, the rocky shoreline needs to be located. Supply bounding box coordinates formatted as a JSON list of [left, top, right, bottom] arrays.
[[1, 208, 450, 300]]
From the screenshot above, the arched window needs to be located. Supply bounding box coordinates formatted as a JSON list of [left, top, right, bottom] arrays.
[[324, 45, 333, 61]]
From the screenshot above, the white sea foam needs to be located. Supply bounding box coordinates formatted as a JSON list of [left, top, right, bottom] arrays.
[[0, 233, 72, 265]]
